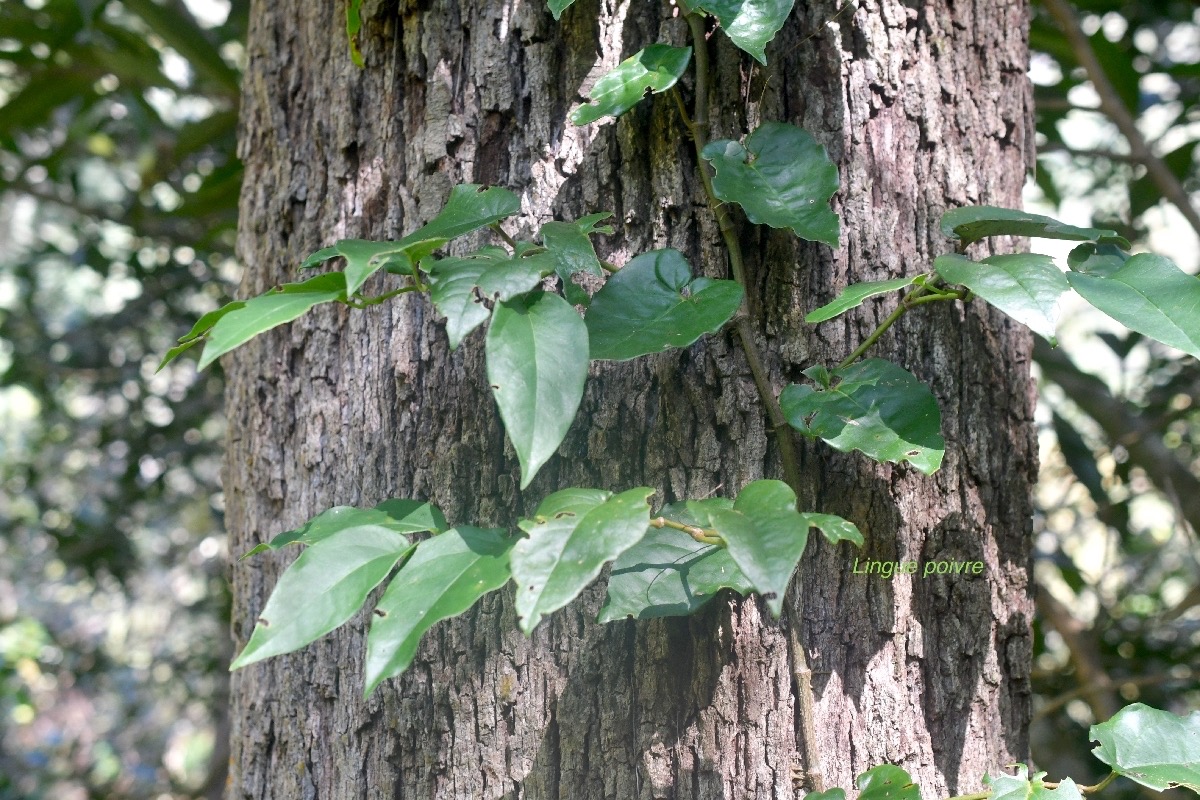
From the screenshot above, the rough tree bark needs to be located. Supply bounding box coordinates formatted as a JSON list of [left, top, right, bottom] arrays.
[[223, 0, 1036, 797]]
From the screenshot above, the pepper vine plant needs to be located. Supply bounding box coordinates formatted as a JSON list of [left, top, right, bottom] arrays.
[[162, 0, 1200, 795]]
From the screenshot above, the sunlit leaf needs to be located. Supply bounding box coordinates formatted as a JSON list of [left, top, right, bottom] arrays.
[[1090, 703, 1200, 792], [692, 0, 796, 64], [571, 44, 692, 125], [364, 527, 514, 695], [857, 765, 921, 800], [585, 249, 743, 360], [513, 487, 653, 632], [934, 253, 1070, 344], [702, 122, 840, 247], [241, 502, 446, 559], [198, 273, 348, 370], [985, 765, 1083, 800], [1067, 254, 1200, 359], [486, 292, 589, 488], [781, 358, 944, 474], [540, 212, 613, 280], [229, 528, 413, 670]]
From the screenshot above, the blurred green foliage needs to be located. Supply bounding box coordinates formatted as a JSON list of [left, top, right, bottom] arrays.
[[0, 0, 1196, 797]]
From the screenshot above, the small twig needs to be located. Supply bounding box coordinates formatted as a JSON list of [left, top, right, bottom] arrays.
[[1040, 0, 1200, 237], [489, 222, 518, 249], [835, 286, 966, 369], [649, 515, 723, 546]]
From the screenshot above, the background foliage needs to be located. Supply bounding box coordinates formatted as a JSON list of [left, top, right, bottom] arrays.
[[0, 0, 1195, 797]]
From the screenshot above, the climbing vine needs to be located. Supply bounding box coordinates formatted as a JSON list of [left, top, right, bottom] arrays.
[[162, 0, 1200, 795]]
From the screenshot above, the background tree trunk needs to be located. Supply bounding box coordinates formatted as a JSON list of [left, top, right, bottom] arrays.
[[223, 0, 1036, 797]]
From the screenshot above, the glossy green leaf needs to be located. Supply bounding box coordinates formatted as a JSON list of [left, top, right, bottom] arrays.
[[486, 292, 589, 488], [1066, 242, 1130, 277], [940, 206, 1131, 249], [806, 276, 920, 323], [781, 358, 944, 474], [401, 184, 521, 247], [476, 250, 558, 300], [241, 502, 445, 559], [598, 501, 753, 621], [547, 0, 576, 19], [857, 765, 921, 800], [229, 527, 413, 670], [934, 253, 1070, 344], [158, 300, 248, 369], [364, 527, 514, 696], [799, 513, 864, 547], [513, 487, 653, 633], [570, 45, 692, 125], [1067, 254, 1200, 359], [540, 212, 613, 280], [701, 122, 840, 247], [693, 0, 796, 64], [426, 255, 493, 349], [198, 273, 348, 370], [985, 766, 1082, 800], [805, 791, 846, 800], [1090, 703, 1200, 792], [333, 237, 449, 296], [585, 249, 743, 360]]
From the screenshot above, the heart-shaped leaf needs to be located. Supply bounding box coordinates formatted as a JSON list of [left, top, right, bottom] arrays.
[[426, 255, 494, 349], [806, 276, 921, 323], [513, 487, 653, 633], [940, 206, 1131, 249], [935, 253, 1070, 344], [332, 237, 449, 296], [1067, 242, 1130, 277], [799, 513, 864, 547], [1090, 703, 1200, 792], [241, 501, 447, 559], [540, 212, 613, 281], [570, 44, 692, 125], [1067, 254, 1200, 359], [486, 291, 589, 488], [585, 249, 743, 360], [857, 765, 921, 800], [781, 358, 944, 474], [364, 527, 514, 696], [985, 766, 1083, 800], [598, 500, 753, 621], [693, 0, 796, 64], [701, 122, 840, 247], [198, 273, 348, 370], [229, 527, 414, 670]]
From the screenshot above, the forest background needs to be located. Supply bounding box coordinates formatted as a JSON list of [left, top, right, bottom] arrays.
[[0, 0, 1197, 797]]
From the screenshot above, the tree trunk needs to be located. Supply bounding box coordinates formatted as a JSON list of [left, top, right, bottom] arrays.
[[223, 0, 1036, 797]]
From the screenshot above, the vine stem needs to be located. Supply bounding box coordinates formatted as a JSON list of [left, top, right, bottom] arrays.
[[835, 286, 965, 370], [650, 515, 723, 546], [944, 771, 1118, 800], [675, 5, 818, 793]]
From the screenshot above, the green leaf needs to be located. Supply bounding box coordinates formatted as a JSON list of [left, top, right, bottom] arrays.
[[240, 502, 445, 559], [333, 237, 449, 296], [513, 487, 653, 633], [598, 501, 753, 621], [486, 292, 590, 488], [158, 300, 248, 369], [229, 528, 413, 670], [547, 0, 576, 19], [570, 44, 692, 126], [693, 482, 808, 616], [346, 0, 364, 66], [401, 183, 521, 248], [701, 122, 840, 247], [781, 358, 945, 474], [198, 273, 348, 370], [1067, 254, 1200, 359], [301, 245, 341, 269], [985, 766, 1083, 800], [426, 253, 496, 349], [806, 276, 920, 323], [539, 212, 613, 280], [476, 250, 558, 300], [692, 0, 796, 64], [585, 249, 743, 360], [934, 253, 1070, 344], [799, 513, 864, 547], [364, 527, 514, 696], [805, 791, 847, 800], [939, 206, 1131, 249], [1066, 242, 1130, 277], [1090, 703, 1200, 792], [857, 765, 921, 800]]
